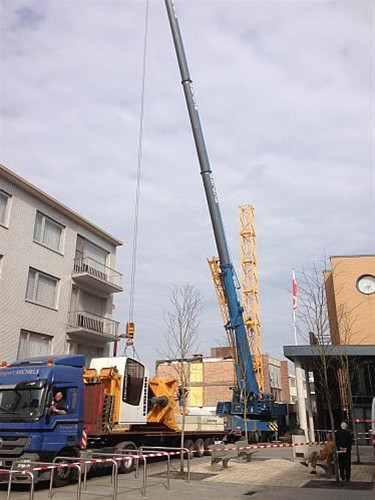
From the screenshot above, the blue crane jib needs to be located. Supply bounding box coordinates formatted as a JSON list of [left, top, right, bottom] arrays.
[[164, 0, 278, 432]]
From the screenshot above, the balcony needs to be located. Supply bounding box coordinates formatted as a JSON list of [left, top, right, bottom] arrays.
[[67, 310, 119, 343], [72, 257, 123, 295]]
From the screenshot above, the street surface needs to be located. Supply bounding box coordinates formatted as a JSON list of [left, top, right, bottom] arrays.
[[1, 446, 373, 499]]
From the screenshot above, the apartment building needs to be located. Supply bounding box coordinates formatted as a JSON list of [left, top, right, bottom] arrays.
[[0, 164, 123, 363]]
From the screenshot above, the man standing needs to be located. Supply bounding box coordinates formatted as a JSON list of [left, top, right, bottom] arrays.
[[335, 422, 353, 482]]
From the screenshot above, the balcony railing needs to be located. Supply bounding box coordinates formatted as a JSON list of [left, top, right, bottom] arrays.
[[67, 310, 119, 341], [73, 257, 123, 293]]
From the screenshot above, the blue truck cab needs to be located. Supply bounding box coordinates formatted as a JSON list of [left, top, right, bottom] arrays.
[[0, 355, 84, 470]]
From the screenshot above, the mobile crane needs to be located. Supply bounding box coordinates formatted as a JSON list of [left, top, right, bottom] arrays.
[[0, 8, 285, 488], [165, 0, 285, 440]]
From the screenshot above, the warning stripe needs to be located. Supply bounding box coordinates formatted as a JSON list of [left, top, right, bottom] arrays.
[[81, 430, 87, 450]]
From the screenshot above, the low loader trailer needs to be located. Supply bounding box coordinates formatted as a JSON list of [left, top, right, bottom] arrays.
[[0, 355, 226, 486]]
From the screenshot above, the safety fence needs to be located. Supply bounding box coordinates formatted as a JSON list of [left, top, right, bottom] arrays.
[[354, 419, 375, 447], [314, 429, 374, 443], [0, 441, 332, 500]]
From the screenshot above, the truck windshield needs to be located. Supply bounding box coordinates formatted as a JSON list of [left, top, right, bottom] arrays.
[[0, 380, 46, 418]]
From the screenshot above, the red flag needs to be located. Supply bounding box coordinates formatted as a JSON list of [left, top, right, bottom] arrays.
[[292, 270, 298, 310]]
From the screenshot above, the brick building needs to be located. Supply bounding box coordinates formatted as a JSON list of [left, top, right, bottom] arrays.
[[155, 347, 292, 414], [325, 255, 375, 345], [284, 254, 375, 440], [0, 163, 123, 363]]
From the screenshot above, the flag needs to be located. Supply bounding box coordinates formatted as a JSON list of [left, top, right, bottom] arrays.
[[292, 269, 298, 310]]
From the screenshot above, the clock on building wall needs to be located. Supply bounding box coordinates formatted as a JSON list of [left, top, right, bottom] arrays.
[[356, 275, 375, 295]]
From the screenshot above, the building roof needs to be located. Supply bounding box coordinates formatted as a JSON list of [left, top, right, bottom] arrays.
[[330, 255, 375, 259], [283, 344, 375, 371], [0, 163, 123, 246]]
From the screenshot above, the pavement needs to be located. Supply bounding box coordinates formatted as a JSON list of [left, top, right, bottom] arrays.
[[1, 446, 373, 500]]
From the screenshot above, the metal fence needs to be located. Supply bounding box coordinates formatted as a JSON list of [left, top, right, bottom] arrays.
[[2, 446, 191, 500]]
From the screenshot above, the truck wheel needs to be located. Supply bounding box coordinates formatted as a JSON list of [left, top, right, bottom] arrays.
[[194, 439, 205, 458], [184, 439, 194, 459], [53, 451, 78, 487], [115, 442, 137, 473], [204, 437, 214, 455]]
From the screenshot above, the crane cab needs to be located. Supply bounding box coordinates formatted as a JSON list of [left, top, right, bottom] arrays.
[[87, 357, 148, 430]]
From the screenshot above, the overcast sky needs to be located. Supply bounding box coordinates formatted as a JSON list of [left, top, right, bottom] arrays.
[[1, 0, 373, 371]]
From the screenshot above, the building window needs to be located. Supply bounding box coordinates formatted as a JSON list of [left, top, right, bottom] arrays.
[[82, 291, 106, 316], [76, 344, 103, 365], [33, 212, 64, 252], [17, 330, 52, 359], [0, 190, 11, 226], [75, 235, 108, 272], [26, 268, 59, 309]]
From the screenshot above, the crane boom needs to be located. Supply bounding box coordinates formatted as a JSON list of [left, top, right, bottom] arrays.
[[164, 0, 259, 396]]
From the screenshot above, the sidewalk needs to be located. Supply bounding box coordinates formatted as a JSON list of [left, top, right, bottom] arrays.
[[2, 446, 373, 499]]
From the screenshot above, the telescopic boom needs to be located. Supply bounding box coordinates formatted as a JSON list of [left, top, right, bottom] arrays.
[[164, 0, 259, 396]]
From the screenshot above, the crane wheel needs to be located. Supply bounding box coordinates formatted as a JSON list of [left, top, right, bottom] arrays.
[[115, 441, 136, 473], [194, 439, 205, 458], [184, 439, 194, 459], [204, 437, 214, 455]]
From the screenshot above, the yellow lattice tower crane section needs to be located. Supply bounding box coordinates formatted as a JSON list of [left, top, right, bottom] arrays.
[[239, 204, 265, 392], [207, 258, 235, 355]]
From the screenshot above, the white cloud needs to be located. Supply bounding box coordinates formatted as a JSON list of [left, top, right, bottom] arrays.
[[1, 0, 373, 370]]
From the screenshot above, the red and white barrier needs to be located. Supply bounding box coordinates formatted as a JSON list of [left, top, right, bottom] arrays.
[[80, 430, 87, 450]]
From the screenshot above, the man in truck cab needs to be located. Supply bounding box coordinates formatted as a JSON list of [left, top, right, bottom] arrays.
[[51, 391, 67, 414]]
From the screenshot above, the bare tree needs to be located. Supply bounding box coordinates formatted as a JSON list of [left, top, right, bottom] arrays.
[[296, 258, 361, 478], [296, 260, 339, 480], [161, 283, 203, 471], [335, 302, 361, 462]]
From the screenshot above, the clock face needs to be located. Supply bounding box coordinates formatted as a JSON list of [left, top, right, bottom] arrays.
[[357, 275, 375, 295]]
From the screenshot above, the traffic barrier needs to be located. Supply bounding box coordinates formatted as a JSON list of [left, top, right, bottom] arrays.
[[51, 457, 85, 500], [140, 446, 190, 484], [3, 441, 331, 500], [80, 430, 87, 450], [5, 467, 36, 500], [88, 452, 142, 500]]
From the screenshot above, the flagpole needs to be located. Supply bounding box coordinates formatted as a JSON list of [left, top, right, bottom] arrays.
[[293, 307, 298, 345], [292, 268, 308, 438], [292, 269, 298, 345]]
